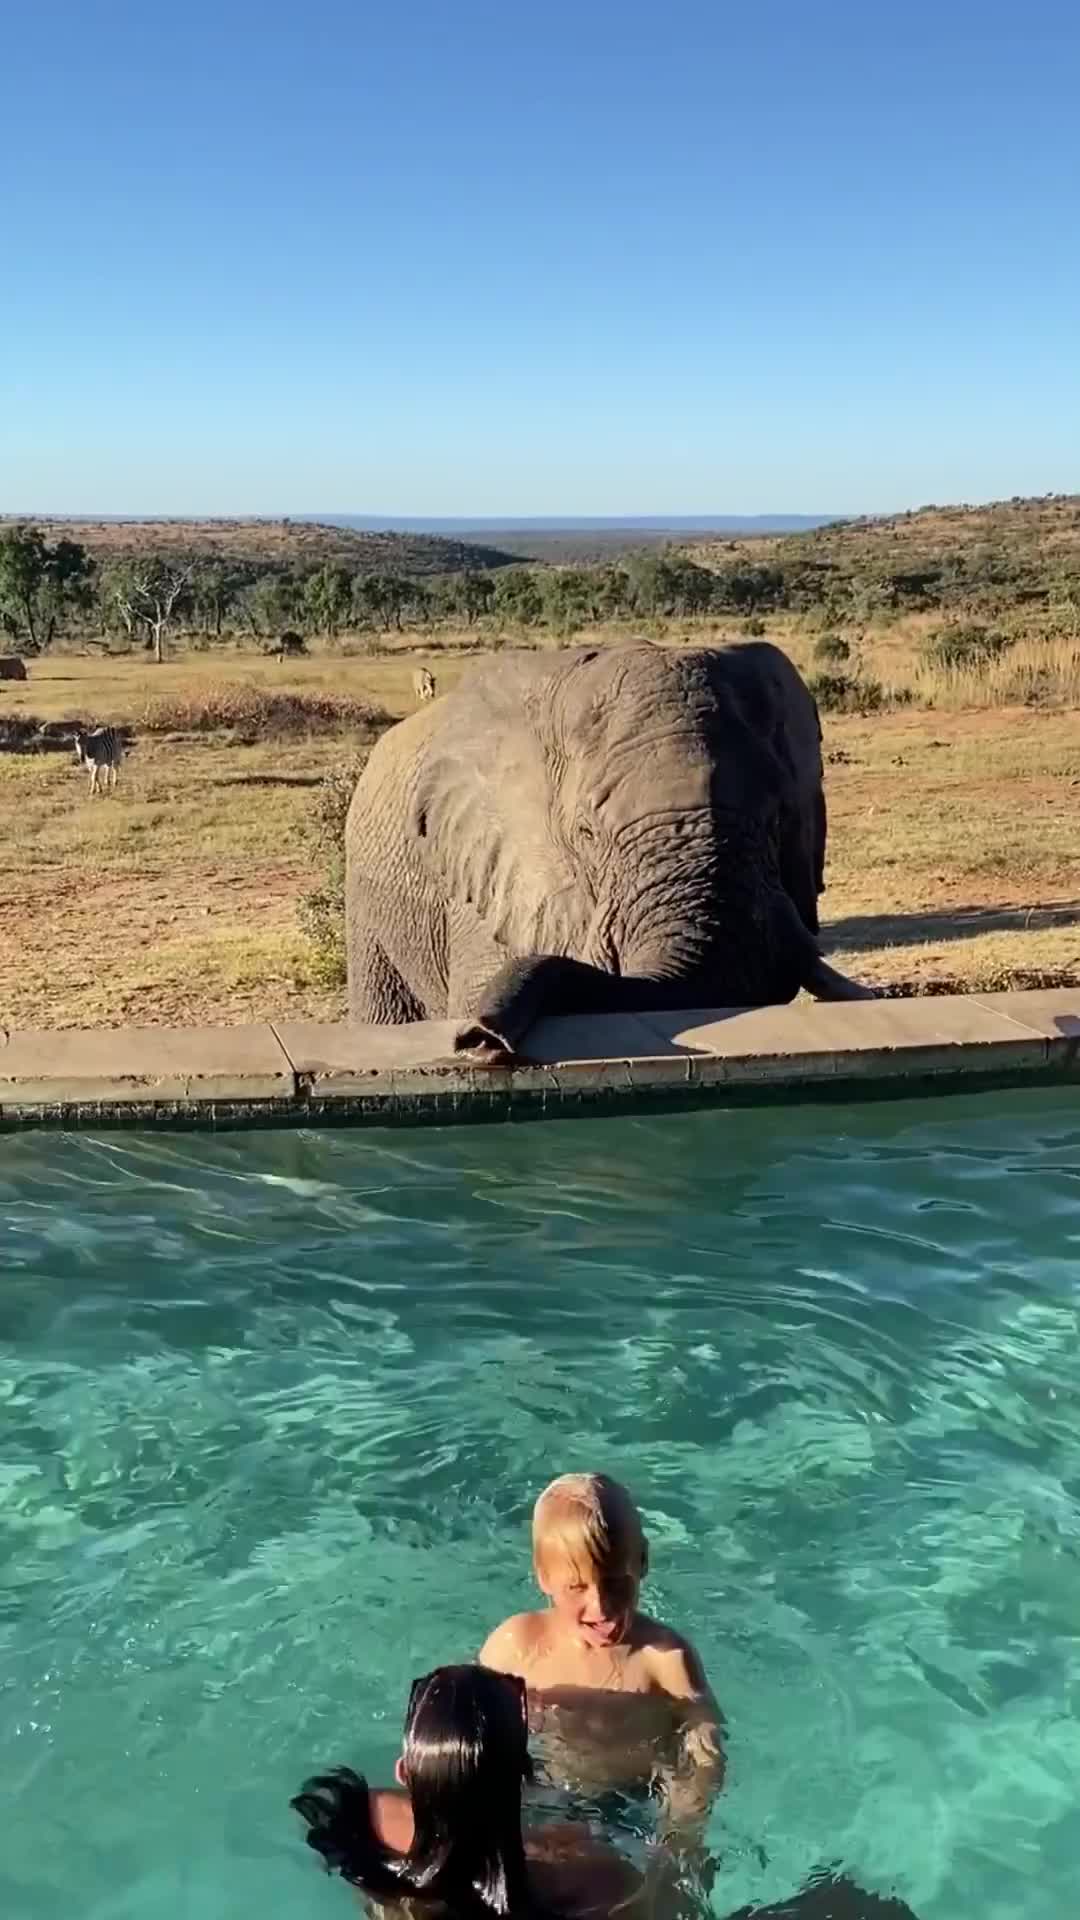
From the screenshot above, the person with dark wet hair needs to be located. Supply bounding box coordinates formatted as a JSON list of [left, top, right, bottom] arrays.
[[292, 1662, 921, 1920], [292, 1663, 651, 1920]]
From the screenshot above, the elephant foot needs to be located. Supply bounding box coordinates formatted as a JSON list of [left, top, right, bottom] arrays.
[[449, 1025, 534, 1069]]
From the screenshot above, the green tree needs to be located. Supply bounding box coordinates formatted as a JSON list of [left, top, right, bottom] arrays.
[[302, 564, 353, 637], [454, 570, 495, 625], [543, 567, 597, 632], [352, 572, 416, 632], [190, 560, 244, 637], [240, 570, 303, 639], [492, 567, 545, 626], [590, 566, 633, 620], [708, 562, 785, 614], [625, 552, 714, 617], [0, 523, 94, 652]]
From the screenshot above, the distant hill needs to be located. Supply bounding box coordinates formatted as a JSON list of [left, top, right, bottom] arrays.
[[5, 517, 518, 577], [689, 492, 1080, 611], [695, 493, 1080, 567]]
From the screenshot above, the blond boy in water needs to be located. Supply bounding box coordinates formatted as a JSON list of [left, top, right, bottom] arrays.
[[479, 1472, 724, 1831]]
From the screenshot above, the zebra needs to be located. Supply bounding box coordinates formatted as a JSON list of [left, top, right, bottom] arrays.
[[412, 665, 436, 703], [73, 725, 124, 796]]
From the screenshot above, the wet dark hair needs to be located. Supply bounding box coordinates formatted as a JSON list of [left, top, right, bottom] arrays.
[[292, 1664, 534, 1918]]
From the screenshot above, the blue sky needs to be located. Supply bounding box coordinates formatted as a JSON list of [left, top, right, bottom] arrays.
[[2, 1, 1078, 516]]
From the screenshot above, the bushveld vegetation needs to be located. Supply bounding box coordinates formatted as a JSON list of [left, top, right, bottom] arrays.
[[3, 495, 1079, 706]]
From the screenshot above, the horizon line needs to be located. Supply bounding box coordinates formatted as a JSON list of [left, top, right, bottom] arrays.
[[2, 509, 854, 525]]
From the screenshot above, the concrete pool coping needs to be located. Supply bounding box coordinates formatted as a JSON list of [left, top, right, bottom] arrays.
[[0, 989, 1077, 1126]]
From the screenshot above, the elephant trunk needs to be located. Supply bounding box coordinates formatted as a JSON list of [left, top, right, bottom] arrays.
[[453, 819, 872, 1060]]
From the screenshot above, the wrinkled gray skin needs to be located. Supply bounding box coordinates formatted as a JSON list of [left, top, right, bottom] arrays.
[[345, 642, 871, 1057]]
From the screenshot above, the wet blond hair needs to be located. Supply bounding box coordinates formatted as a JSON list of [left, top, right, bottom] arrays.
[[532, 1473, 646, 1580]]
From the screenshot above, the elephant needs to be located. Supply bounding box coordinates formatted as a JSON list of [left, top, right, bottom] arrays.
[[344, 641, 871, 1058]]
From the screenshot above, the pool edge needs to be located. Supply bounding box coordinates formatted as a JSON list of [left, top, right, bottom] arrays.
[[1, 990, 1077, 1128]]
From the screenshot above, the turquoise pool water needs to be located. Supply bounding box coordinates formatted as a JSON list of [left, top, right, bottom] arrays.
[[2, 1092, 1078, 1920]]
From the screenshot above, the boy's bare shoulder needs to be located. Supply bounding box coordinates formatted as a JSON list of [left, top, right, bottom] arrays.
[[479, 1610, 550, 1671], [634, 1614, 711, 1696]]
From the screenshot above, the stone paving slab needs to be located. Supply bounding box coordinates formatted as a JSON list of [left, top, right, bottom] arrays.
[[272, 1017, 462, 1095], [974, 989, 1080, 1052], [0, 1023, 293, 1106], [274, 1012, 693, 1100], [636, 995, 1054, 1082]]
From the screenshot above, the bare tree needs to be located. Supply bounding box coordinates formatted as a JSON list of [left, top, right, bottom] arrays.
[[105, 559, 196, 662]]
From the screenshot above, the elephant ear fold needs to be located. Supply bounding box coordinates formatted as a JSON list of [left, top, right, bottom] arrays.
[[695, 642, 825, 937], [410, 661, 575, 945]]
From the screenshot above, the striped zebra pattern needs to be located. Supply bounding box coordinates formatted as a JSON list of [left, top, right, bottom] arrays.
[[73, 725, 124, 796]]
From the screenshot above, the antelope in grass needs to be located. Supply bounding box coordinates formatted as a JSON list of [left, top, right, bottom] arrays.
[[412, 665, 436, 704]]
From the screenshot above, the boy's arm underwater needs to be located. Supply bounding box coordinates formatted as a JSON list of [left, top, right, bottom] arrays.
[[647, 1637, 725, 1838]]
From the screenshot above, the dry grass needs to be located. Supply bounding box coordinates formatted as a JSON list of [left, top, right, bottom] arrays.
[[911, 635, 1080, 710], [1, 650, 1077, 1028], [136, 680, 392, 741]]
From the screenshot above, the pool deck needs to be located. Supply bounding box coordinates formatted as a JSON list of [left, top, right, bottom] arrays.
[[0, 989, 1077, 1126]]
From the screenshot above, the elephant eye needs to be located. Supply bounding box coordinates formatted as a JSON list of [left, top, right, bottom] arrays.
[[577, 819, 596, 842]]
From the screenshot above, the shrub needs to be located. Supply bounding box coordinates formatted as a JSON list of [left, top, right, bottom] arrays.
[[807, 670, 886, 714], [296, 757, 370, 986], [138, 682, 392, 743], [921, 622, 1013, 670], [812, 631, 851, 664], [741, 615, 766, 637]]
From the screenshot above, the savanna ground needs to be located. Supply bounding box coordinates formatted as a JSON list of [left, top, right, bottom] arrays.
[[1, 618, 1077, 1030]]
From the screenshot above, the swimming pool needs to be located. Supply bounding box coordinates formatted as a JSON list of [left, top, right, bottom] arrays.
[[2, 1091, 1078, 1920]]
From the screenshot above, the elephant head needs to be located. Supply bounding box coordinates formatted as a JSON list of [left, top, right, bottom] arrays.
[[407, 643, 869, 1054]]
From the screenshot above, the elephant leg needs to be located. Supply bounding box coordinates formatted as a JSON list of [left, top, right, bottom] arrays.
[[348, 922, 426, 1025], [813, 783, 827, 898], [777, 792, 824, 936]]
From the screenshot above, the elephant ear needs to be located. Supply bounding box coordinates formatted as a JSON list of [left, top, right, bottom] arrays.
[[695, 643, 825, 935], [410, 655, 579, 952]]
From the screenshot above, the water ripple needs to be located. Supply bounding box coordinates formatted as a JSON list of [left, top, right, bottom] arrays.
[[0, 1089, 1078, 1919]]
